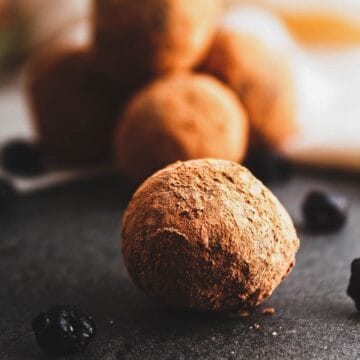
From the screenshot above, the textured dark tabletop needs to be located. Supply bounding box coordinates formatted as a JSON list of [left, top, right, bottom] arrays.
[[1, 169, 360, 360]]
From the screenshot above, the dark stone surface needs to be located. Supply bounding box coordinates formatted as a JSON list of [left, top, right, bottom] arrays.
[[1, 170, 360, 359]]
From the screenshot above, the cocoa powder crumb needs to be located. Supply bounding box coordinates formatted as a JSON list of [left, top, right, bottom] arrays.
[[262, 307, 275, 315], [237, 309, 251, 317]]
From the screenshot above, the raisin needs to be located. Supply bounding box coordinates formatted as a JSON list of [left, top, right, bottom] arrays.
[[1, 140, 44, 177], [0, 178, 16, 207], [32, 305, 96, 355], [244, 144, 292, 185], [347, 259, 360, 311], [302, 190, 349, 233]]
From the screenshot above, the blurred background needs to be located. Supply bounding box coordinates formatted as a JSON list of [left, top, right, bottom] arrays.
[[0, 0, 89, 141], [0, 0, 359, 194]]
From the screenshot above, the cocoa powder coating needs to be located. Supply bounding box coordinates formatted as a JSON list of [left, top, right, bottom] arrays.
[[122, 159, 299, 312], [114, 73, 249, 185], [94, 0, 222, 88], [26, 46, 122, 166], [202, 29, 296, 147]]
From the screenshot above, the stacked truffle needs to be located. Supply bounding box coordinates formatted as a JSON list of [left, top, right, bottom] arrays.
[[26, 0, 296, 184], [25, 1, 300, 313]]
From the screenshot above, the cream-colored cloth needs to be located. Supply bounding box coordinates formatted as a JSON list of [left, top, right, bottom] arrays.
[[226, 0, 360, 18], [15, 0, 90, 50], [225, 0, 360, 46], [222, 6, 360, 171]]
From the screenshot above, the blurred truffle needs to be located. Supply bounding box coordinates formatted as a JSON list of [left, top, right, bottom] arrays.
[[26, 45, 122, 167], [202, 28, 296, 147], [122, 159, 300, 312], [0, 0, 9, 29], [114, 73, 249, 184], [93, 0, 222, 88]]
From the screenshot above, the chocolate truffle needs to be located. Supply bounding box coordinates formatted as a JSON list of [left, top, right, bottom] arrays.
[[202, 28, 296, 147], [122, 159, 300, 312], [26, 46, 122, 166], [93, 0, 222, 88], [114, 73, 249, 185]]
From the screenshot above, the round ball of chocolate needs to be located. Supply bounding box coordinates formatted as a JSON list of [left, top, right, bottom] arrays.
[[114, 73, 249, 184], [202, 28, 296, 147], [122, 159, 299, 312], [26, 45, 121, 166], [93, 0, 222, 87]]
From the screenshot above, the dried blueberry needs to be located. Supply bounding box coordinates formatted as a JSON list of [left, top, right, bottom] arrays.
[[1, 139, 44, 177], [0, 178, 16, 207], [32, 305, 96, 355], [347, 259, 360, 311], [302, 190, 349, 233], [244, 144, 292, 185]]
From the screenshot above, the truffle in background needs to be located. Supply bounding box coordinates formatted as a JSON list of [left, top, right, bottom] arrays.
[[202, 28, 296, 147], [93, 0, 222, 89], [26, 45, 123, 167], [113, 73, 249, 185], [121, 159, 299, 312]]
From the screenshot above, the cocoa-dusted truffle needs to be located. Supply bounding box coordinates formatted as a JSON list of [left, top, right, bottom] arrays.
[[26, 45, 122, 167], [202, 28, 296, 147], [93, 0, 222, 88], [114, 73, 249, 185], [122, 159, 300, 312]]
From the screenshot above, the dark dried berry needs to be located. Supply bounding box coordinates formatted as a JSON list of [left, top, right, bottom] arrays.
[[302, 190, 349, 233], [347, 259, 360, 311], [32, 305, 96, 355], [244, 145, 292, 185], [0, 178, 16, 207], [1, 140, 44, 177]]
